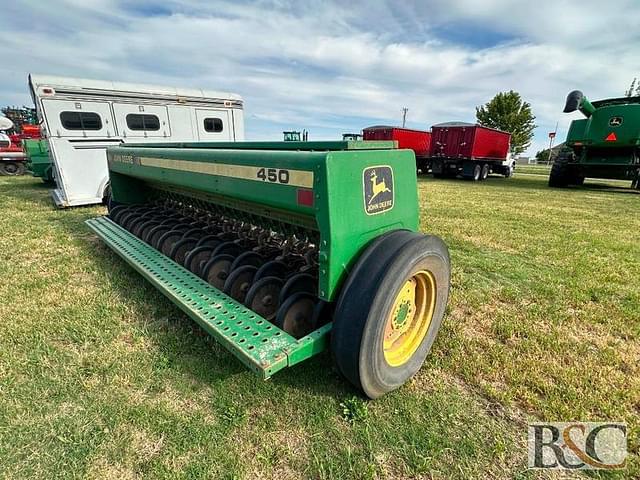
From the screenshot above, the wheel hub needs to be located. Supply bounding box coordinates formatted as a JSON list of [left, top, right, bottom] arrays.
[[383, 270, 437, 367]]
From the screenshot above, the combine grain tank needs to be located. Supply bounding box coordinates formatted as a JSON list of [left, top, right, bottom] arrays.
[[87, 140, 451, 398], [363, 126, 432, 173], [430, 122, 513, 181], [549, 90, 640, 189]]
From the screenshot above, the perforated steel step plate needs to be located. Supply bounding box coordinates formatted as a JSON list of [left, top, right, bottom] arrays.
[[86, 216, 331, 378]]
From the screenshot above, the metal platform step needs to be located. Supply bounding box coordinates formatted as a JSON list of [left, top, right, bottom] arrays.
[[86, 216, 331, 378]]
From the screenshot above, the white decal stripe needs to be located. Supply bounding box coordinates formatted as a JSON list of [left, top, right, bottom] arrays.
[[136, 156, 314, 188]]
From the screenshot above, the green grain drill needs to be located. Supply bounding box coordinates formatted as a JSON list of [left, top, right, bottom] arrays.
[[549, 90, 640, 189], [87, 141, 451, 398]]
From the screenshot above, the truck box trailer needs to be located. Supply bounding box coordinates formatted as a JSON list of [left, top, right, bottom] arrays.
[[363, 125, 431, 172], [29, 74, 244, 207], [429, 122, 514, 181]]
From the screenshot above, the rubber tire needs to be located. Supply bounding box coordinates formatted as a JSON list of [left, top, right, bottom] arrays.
[[330, 230, 416, 384], [480, 164, 489, 181], [331, 231, 450, 399], [549, 151, 576, 187], [0, 162, 25, 176], [472, 164, 481, 181]]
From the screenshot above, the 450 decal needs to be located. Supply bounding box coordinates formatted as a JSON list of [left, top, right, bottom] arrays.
[[257, 168, 290, 184]]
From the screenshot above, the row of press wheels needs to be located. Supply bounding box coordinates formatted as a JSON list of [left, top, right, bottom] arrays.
[[109, 203, 329, 339]]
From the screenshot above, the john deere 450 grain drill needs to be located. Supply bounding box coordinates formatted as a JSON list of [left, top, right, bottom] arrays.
[[87, 141, 451, 398], [549, 90, 640, 189]]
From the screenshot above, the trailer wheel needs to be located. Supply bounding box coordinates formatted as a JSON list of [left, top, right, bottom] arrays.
[[332, 230, 450, 398], [465, 164, 482, 181], [0, 161, 25, 176], [480, 164, 489, 180]]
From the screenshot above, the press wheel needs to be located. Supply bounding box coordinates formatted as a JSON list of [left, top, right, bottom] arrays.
[[254, 260, 288, 282], [212, 241, 243, 257], [147, 226, 172, 248], [159, 229, 188, 257], [136, 220, 160, 239], [230, 251, 264, 271], [169, 238, 198, 265], [196, 235, 222, 249], [184, 246, 215, 276], [244, 276, 284, 321], [274, 292, 316, 339], [223, 265, 258, 302], [202, 254, 235, 290], [278, 273, 316, 304]]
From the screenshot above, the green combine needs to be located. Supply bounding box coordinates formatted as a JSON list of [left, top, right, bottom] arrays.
[[86, 141, 451, 398], [549, 90, 640, 189]]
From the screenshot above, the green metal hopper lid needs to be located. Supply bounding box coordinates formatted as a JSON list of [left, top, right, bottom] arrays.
[[119, 140, 397, 151]]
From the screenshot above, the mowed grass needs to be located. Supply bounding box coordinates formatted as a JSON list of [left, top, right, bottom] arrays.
[[0, 174, 638, 479], [514, 164, 552, 175]]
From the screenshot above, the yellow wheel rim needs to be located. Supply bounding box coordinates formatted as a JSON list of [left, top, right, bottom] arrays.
[[383, 270, 436, 367]]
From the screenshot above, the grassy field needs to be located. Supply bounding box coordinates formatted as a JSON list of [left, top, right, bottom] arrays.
[[0, 174, 638, 479], [515, 164, 552, 175]]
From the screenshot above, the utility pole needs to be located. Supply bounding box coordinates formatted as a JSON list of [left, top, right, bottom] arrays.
[[401, 107, 408, 128], [547, 121, 558, 165]]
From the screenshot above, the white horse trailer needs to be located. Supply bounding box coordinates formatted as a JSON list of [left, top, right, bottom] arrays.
[[29, 74, 244, 207]]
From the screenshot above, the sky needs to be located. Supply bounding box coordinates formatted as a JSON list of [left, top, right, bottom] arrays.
[[2, 0, 640, 156]]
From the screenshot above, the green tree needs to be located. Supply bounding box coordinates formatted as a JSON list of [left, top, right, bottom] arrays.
[[625, 77, 640, 97], [535, 148, 555, 163], [476, 90, 536, 156]]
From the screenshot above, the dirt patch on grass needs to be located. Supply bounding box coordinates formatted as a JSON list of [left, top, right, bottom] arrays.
[[86, 425, 164, 479]]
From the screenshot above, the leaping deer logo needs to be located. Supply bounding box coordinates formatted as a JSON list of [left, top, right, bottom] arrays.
[[368, 170, 391, 204]]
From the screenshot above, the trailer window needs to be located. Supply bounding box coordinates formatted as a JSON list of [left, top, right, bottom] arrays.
[[60, 111, 103, 130], [126, 114, 160, 131], [203, 118, 223, 133]]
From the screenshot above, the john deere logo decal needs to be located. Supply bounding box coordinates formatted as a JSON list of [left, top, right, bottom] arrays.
[[609, 116, 623, 127], [363, 166, 394, 215]]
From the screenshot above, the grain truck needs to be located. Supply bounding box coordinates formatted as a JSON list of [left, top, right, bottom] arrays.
[[363, 126, 431, 173], [429, 122, 514, 181]]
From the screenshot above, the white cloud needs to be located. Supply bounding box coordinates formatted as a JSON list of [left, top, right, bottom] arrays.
[[1, 0, 639, 154]]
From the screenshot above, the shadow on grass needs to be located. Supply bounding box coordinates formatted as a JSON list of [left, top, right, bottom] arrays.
[[417, 172, 639, 195]]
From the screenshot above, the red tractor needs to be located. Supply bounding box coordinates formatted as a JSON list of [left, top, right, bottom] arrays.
[[0, 112, 42, 176]]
